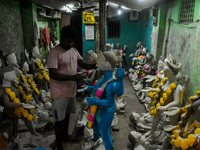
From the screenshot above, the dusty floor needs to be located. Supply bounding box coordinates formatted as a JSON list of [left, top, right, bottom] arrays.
[[1, 75, 146, 150], [61, 76, 147, 150]]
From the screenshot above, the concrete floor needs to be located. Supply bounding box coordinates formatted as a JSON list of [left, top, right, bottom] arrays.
[[62, 76, 147, 150], [1, 75, 146, 150]]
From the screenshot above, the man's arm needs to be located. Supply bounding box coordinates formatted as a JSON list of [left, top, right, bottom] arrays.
[[48, 68, 83, 81], [78, 59, 97, 70]]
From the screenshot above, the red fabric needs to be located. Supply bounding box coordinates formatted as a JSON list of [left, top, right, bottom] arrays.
[[0, 131, 6, 149], [44, 26, 50, 46]]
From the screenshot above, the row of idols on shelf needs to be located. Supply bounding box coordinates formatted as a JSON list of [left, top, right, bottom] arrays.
[[128, 42, 199, 150], [0, 46, 52, 149]]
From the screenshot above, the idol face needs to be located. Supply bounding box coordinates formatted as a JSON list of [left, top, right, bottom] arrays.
[[96, 53, 112, 71]]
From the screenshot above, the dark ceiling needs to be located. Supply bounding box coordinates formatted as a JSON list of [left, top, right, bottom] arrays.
[[29, 0, 159, 17]]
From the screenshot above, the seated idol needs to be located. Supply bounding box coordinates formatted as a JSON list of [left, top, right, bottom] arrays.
[[0, 66, 38, 141]]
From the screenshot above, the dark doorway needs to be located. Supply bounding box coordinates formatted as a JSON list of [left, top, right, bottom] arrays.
[[70, 13, 83, 56]]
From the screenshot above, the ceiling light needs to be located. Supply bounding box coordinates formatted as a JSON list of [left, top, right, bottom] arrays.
[[67, 4, 77, 11], [61, 6, 72, 13], [121, 6, 131, 10], [118, 9, 121, 15], [118, 6, 121, 15], [108, 2, 119, 7], [67, 4, 74, 8]]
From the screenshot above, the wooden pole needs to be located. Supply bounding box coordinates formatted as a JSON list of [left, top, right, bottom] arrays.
[[99, 0, 106, 52]]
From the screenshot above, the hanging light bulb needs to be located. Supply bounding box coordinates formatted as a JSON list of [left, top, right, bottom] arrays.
[[118, 6, 121, 15]]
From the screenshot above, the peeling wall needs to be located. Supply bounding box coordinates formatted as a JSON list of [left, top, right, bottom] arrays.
[[144, 15, 153, 53], [152, 0, 200, 99], [151, 5, 167, 66], [0, 0, 61, 63], [0, 0, 24, 61]]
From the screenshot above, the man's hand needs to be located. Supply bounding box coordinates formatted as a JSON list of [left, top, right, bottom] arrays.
[[72, 74, 83, 81]]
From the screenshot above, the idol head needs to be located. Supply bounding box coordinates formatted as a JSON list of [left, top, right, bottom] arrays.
[[96, 51, 118, 71]]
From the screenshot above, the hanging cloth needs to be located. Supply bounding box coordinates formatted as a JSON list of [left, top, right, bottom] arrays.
[[39, 27, 45, 48], [44, 26, 50, 47]]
